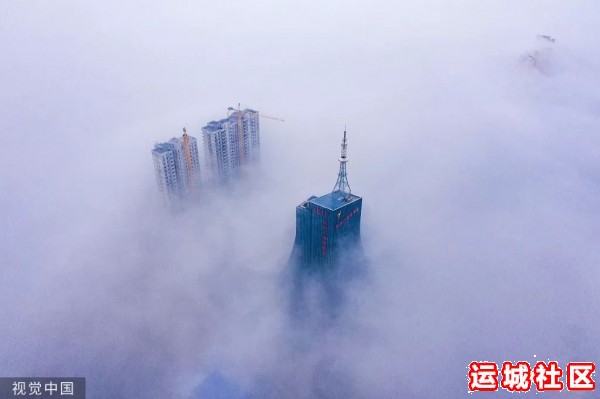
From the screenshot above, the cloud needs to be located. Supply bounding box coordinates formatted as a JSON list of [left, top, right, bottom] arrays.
[[1, 1, 599, 398]]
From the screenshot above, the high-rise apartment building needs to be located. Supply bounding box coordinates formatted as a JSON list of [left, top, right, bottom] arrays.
[[152, 142, 181, 209], [151, 128, 201, 208], [201, 108, 260, 184]]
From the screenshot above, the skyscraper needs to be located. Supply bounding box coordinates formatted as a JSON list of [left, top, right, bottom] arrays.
[[151, 128, 201, 208], [288, 129, 364, 320], [201, 107, 260, 184], [289, 129, 363, 273]]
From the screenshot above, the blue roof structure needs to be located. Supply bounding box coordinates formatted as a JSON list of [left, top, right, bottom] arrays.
[[152, 142, 174, 154], [310, 192, 361, 211], [202, 121, 222, 133]]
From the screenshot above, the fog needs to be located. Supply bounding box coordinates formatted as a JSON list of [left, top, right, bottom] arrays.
[[2, 1, 600, 398]]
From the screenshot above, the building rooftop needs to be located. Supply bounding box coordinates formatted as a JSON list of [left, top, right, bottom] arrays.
[[202, 121, 223, 133], [309, 191, 361, 211], [202, 109, 258, 132], [152, 142, 174, 154]]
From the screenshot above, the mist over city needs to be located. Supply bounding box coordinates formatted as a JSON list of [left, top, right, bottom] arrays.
[[1, 1, 600, 398]]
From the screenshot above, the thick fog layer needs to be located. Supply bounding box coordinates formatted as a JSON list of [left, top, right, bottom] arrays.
[[1, 1, 599, 398]]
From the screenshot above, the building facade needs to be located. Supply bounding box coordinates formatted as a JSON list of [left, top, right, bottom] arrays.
[[291, 192, 362, 272], [152, 142, 182, 209], [201, 108, 260, 184], [151, 129, 201, 208], [168, 132, 201, 195]]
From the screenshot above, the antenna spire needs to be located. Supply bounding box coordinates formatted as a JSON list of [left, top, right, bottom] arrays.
[[332, 127, 351, 196]]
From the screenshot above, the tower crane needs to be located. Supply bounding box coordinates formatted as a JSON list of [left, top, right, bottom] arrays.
[[227, 105, 285, 122], [182, 127, 195, 188], [227, 104, 284, 165]]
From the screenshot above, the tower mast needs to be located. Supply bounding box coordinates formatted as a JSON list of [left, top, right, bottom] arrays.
[[332, 128, 351, 196]]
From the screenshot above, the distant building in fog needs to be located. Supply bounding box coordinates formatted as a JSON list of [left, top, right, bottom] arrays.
[[201, 107, 260, 184], [152, 128, 201, 208]]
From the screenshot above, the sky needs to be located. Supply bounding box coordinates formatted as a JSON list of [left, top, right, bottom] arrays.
[[1, 1, 600, 398]]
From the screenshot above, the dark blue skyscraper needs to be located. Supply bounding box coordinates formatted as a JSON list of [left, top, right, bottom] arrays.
[[288, 129, 364, 319], [289, 129, 363, 274]]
